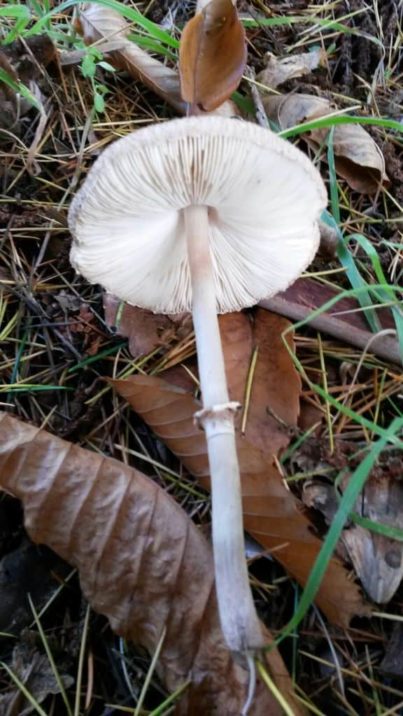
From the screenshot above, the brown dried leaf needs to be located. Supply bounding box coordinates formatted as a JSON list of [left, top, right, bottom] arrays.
[[103, 294, 192, 359], [0, 640, 74, 716], [113, 374, 369, 625], [0, 411, 303, 716], [305, 476, 403, 603], [257, 49, 326, 89], [264, 93, 388, 193], [113, 312, 369, 626], [220, 311, 300, 455], [179, 0, 247, 111]]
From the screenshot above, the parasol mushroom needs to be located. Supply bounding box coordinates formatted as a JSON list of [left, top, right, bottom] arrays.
[[69, 115, 327, 656]]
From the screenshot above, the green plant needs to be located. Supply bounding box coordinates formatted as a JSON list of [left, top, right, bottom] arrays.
[[78, 43, 115, 113]]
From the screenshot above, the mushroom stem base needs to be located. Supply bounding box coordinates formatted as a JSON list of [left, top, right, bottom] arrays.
[[184, 204, 264, 656]]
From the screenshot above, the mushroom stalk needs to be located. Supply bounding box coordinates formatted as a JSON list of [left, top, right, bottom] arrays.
[[184, 204, 264, 655]]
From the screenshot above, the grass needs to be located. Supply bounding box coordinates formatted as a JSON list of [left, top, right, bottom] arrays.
[[1, 0, 403, 713], [279, 113, 403, 139], [275, 416, 403, 646], [0, 67, 42, 109]]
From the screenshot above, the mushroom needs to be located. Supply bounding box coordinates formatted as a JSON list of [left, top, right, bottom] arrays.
[[69, 115, 327, 656]]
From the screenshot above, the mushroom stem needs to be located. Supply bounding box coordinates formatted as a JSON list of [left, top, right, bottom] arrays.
[[184, 204, 264, 656]]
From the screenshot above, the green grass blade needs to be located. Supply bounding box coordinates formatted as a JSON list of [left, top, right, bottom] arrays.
[[0, 68, 41, 111], [2, 384, 72, 393], [25, 0, 179, 49], [347, 233, 403, 358], [242, 11, 383, 47], [279, 114, 403, 139], [336, 235, 381, 334], [325, 130, 381, 333], [326, 127, 340, 224], [67, 340, 126, 373], [349, 512, 403, 541], [127, 32, 177, 59], [147, 681, 190, 716], [0, 6, 31, 19]]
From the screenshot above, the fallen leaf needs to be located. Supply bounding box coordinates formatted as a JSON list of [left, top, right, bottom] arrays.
[[257, 49, 326, 89], [179, 0, 246, 111], [0, 638, 74, 716], [298, 399, 324, 434], [318, 219, 339, 258], [104, 294, 192, 359], [0, 411, 303, 716], [77, 4, 239, 118], [113, 311, 369, 626], [343, 525, 403, 604], [220, 310, 300, 455], [305, 474, 403, 603], [264, 93, 388, 193], [69, 303, 103, 356]]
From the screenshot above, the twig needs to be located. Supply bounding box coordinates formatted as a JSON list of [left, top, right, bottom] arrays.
[[259, 294, 401, 366]]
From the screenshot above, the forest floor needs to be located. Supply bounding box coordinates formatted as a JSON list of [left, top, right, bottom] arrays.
[[0, 0, 402, 714]]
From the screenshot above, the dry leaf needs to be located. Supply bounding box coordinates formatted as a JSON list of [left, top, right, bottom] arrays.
[[220, 310, 300, 455], [112, 311, 369, 626], [179, 0, 246, 111], [0, 411, 305, 716], [305, 475, 403, 603], [318, 219, 339, 258], [257, 49, 326, 89], [103, 294, 192, 359], [0, 639, 74, 716], [78, 4, 239, 117], [264, 93, 388, 193]]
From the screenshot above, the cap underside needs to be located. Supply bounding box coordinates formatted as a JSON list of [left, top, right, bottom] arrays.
[[69, 116, 327, 313]]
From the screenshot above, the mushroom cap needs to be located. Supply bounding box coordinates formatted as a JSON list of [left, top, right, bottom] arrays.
[[69, 116, 327, 314]]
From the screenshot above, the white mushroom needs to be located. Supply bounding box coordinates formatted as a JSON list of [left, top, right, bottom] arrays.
[[69, 115, 327, 656]]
